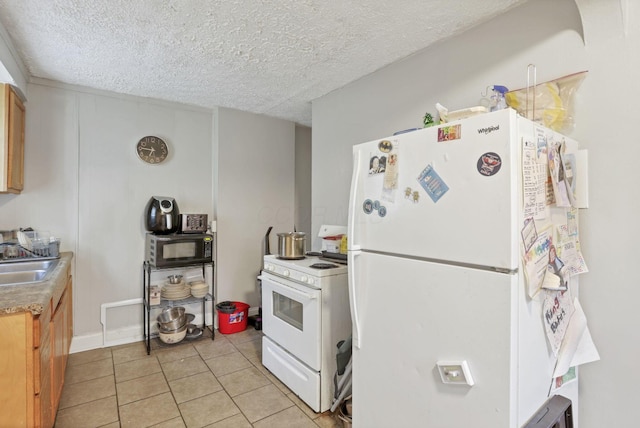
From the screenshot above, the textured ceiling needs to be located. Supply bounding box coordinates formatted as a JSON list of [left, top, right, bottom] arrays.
[[0, 0, 527, 126]]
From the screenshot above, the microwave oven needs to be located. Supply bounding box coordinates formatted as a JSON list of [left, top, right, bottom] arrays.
[[145, 233, 214, 268]]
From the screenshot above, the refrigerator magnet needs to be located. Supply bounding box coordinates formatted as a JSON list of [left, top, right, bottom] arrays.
[[437, 124, 461, 142], [477, 152, 502, 176], [363, 199, 374, 214], [369, 154, 386, 175], [378, 140, 393, 153], [417, 164, 449, 203], [403, 187, 420, 203]]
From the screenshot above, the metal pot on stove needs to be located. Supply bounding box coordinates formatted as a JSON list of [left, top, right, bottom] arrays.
[[277, 232, 306, 259]]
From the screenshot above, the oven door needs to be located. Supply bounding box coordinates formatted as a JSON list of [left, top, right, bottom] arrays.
[[262, 272, 321, 371]]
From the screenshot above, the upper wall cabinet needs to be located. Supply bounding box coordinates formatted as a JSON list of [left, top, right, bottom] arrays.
[[0, 83, 25, 194]]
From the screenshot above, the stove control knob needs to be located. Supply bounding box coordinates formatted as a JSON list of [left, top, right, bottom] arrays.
[[283, 269, 290, 277], [307, 277, 315, 285], [300, 275, 308, 282], [265, 264, 274, 271]]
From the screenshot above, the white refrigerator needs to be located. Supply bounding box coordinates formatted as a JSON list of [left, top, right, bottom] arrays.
[[347, 109, 586, 427]]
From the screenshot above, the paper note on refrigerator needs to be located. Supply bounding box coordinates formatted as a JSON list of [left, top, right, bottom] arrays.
[[553, 299, 600, 378], [543, 289, 575, 356], [548, 139, 571, 207], [382, 147, 399, 202], [556, 220, 588, 277], [522, 138, 550, 220], [561, 150, 578, 207], [523, 228, 552, 297]]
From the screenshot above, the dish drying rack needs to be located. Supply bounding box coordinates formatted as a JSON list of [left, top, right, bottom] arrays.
[[0, 230, 60, 261]]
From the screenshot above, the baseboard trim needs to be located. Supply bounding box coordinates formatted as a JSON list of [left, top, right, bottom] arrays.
[[70, 325, 144, 353], [71, 315, 219, 353]]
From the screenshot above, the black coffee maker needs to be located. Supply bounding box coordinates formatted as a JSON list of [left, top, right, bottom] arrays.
[[144, 196, 179, 234]]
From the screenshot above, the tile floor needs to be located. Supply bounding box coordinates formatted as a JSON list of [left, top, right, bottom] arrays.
[[54, 328, 344, 428]]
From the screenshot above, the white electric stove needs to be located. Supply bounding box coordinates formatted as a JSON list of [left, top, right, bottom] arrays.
[[261, 254, 350, 412]]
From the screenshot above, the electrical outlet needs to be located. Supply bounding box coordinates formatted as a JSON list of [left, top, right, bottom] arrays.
[[436, 360, 474, 386]]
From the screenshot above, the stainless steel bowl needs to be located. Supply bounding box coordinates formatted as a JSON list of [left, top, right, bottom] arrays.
[[157, 306, 186, 330], [157, 322, 188, 334], [167, 274, 183, 284]]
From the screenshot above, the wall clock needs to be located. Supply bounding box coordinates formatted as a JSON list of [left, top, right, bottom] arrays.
[[136, 136, 168, 164]]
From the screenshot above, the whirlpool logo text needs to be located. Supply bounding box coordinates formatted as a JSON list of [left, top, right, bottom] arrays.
[[477, 125, 499, 135]]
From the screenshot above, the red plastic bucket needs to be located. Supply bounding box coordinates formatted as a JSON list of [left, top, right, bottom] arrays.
[[217, 301, 249, 334]]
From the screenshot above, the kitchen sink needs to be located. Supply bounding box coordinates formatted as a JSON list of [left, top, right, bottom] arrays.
[[0, 259, 60, 286]]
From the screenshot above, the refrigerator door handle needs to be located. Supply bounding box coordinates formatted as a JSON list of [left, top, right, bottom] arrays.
[[348, 249, 362, 349], [347, 148, 361, 251]]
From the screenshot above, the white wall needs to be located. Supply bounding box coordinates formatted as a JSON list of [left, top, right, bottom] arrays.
[[0, 81, 214, 345], [0, 81, 298, 350], [215, 107, 295, 306], [312, 0, 635, 426], [295, 125, 312, 238]]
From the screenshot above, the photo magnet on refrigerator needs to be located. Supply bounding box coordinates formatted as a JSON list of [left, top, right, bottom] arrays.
[[437, 124, 461, 142], [368, 153, 386, 175]]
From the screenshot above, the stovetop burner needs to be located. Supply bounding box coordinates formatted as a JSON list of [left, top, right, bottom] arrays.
[[263, 254, 348, 278], [309, 262, 339, 269]]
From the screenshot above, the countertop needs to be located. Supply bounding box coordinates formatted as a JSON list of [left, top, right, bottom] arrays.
[[0, 252, 73, 315]]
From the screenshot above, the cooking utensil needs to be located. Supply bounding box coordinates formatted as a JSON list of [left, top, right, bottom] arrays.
[[277, 232, 306, 259], [158, 323, 187, 344], [157, 306, 186, 330], [185, 326, 203, 340], [157, 322, 186, 334], [167, 274, 183, 284]]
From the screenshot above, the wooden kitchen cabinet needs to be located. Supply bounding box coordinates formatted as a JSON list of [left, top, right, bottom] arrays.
[[51, 275, 73, 415], [0, 311, 34, 427], [0, 270, 73, 428], [0, 83, 25, 193], [35, 300, 52, 428]]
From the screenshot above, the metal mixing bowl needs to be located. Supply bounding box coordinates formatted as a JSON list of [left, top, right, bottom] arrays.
[[157, 306, 186, 330], [167, 274, 183, 284]]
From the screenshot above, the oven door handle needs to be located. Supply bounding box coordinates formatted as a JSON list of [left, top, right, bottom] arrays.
[[278, 284, 318, 302]]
